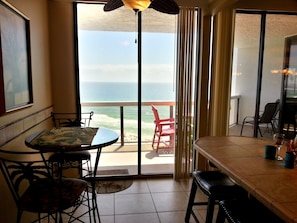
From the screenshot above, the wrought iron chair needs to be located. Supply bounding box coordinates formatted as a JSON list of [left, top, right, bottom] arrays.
[[240, 102, 279, 137], [0, 153, 89, 223], [49, 111, 94, 178], [151, 105, 175, 152], [51, 111, 94, 128]]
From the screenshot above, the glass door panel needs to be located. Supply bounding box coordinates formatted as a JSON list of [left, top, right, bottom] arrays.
[[77, 4, 138, 175], [230, 12, 297, 139], [76, 3, 177, 176], [230, 13, 261, 137], [141, 9, 177, 174], [262, 14, 297, 138]]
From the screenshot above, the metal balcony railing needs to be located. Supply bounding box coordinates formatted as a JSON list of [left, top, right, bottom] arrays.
[[81, 101, 175, 146], [81, 96, 240, 146]]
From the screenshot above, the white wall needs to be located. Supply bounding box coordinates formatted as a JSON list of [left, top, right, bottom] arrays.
[[232, 14, 291, 124]]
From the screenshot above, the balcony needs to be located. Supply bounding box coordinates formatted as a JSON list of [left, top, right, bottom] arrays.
[[81, 97, 242, 176], [81, 101, 175, 176]]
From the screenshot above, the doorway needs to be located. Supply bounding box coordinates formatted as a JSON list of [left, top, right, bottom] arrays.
[[75, 3, 177, 176], [230, 11, 297, 139]]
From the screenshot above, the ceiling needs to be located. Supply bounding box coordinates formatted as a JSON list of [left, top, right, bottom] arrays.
[[77, 3, 177, 33], [52, 0, 235, 14], [54, 0, 297, 48], [76, 3, 297, 48]]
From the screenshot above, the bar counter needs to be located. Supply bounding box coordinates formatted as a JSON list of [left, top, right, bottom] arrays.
[[195, 136, 297, 223]]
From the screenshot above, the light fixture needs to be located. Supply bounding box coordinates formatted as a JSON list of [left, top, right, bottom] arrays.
[[104, 0, 180, 15], [122, 0, 151, 12], [270, 68, 297, 75]]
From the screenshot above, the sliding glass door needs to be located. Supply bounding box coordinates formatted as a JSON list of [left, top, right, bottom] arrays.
[[230, 11, 297, 139], [141, 9, 177, 174], [76, 3, 177, 176]]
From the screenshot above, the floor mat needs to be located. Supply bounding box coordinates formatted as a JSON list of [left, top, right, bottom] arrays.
[[94, 169, 133, 194]]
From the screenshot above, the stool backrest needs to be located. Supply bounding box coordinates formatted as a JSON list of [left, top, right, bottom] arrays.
[[0, 154, 51, 206], [51, 111, 94, 127]]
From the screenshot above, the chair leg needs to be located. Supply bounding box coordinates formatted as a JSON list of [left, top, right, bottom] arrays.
[[156, 135, 161, 152], [216, 204, 226, 223], [206, 196, 216, 223], [79, 160, 83, 177], [185, 179, 198, 222], [152, 135, 155, 148], [16, 209, 22, 223], [240, 122, 245, 136], [90, 181, 101, 223], [271, 121, 276, 133], [258, 126, 263, 137], [152, 126, 157, 148]]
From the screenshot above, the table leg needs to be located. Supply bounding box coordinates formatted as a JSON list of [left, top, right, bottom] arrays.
[[93, 147, 102, 178], [86, 146, 103, 223]]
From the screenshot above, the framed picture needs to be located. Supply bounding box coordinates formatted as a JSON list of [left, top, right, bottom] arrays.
[[0, 0, 32, 115]]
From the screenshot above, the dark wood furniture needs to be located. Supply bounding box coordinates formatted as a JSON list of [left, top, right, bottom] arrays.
[[195, 136, 297, 223]]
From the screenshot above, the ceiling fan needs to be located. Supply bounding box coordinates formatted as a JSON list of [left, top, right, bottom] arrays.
[[103, 0, 180, 14]]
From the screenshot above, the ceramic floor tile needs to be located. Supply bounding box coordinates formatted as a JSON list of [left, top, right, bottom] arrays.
[[158, 211, 184, 223], [147, 178, 185, 193], [193, 189, 209, 204], [76, 215, 113, 223], [98, 194, 115, 216], [115, 213, 160, 223], [52, 178, 210, 223], [179, 178, 193, 192], [158, 211, 198, 223], [196, 206, 220, 223], [152, 191, 188, 212], [115, 193, 156, 215], [116, 179, 150, 195], [100, 215, 115, 223]]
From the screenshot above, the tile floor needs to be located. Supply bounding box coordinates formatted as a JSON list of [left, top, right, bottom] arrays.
[[77, 177, 217, 223]]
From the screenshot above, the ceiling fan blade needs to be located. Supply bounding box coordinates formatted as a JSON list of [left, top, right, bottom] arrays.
[[150, 0, 180, 14], [104, 0, 124, 12]]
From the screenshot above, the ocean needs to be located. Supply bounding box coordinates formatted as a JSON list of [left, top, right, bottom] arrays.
[[80, 82, 175, 142]]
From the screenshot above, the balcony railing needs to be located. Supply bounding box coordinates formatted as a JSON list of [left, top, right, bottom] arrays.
[[230, 95, 241, 126], [81, 101, 175, 146], [81, 96, 240, 146]]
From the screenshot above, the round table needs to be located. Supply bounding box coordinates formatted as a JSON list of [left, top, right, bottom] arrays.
[[24, 127, 119, 223], [24, 127, 119, 177]]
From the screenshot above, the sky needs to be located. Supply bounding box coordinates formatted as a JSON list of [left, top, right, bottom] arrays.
[[78, 30, 176, 83]]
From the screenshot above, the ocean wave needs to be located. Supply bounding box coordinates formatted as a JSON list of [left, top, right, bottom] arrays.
[[90, 113, 156, 141]]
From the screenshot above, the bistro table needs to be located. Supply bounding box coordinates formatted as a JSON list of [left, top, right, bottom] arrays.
[[195, 136, 297, 223], [25, 127, 119, 222], [25, 127, 119, 177]]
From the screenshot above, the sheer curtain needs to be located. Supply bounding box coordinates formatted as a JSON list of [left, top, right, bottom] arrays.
[[174, 6, 198, 179]]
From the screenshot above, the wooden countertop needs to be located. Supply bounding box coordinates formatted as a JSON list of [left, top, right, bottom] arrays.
[[195, 136, 297, 223]]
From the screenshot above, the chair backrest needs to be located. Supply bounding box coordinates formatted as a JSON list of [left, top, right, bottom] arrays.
[[51, 111, 94, 128], [152, 105, 160, 122], [152, 105, 162, 131], [273, 99, 280, 118], [259, 102, 279, 123], [0, 154, 51, 206]]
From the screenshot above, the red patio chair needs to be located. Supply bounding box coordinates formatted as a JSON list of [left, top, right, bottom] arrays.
[[151, 105, 175, 152]]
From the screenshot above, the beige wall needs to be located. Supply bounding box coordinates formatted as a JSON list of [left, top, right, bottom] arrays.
[[0, 0, 52, 221], [48, 0, 78, 113], [1, 0, 297, 221]]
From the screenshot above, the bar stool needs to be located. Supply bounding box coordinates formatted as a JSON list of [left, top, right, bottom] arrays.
[[49, 150, 91, 177], [216, 199, 285, 223], [185, 171, 246, 223]]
